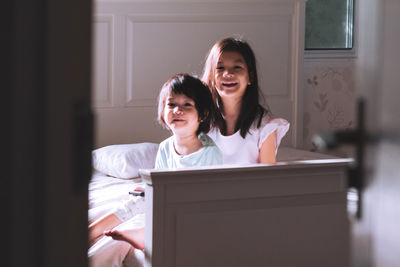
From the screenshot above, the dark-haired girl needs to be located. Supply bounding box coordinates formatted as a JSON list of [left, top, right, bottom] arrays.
[[89, 74, 222, 261], [202, 37, 290, 164], [154, 73, 222, 168]]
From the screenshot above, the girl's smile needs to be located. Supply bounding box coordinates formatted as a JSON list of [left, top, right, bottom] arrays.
[[221, 81, 238, 88]]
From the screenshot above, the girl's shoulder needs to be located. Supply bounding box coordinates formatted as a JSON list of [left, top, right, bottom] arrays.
[[251, 112, 273, 129], [254, 115, 290, 148], [255, 114, 290, 132]]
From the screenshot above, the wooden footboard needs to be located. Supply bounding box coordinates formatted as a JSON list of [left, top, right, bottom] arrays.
[[140, 158, 352, 267]]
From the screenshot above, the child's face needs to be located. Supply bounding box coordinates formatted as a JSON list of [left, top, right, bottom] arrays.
[[214, 51, 250, 102], [163, 92, 200, 137]]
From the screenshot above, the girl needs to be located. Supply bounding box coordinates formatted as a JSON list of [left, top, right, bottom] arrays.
[[90, 73, 222, 254], [201, 37, 290, 164], [153, 73, 223, 169]]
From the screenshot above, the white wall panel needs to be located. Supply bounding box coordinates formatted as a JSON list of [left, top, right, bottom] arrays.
[[125, 14, 292, 107], [93, 1, 305, 147], [92, 15, 114, 108]]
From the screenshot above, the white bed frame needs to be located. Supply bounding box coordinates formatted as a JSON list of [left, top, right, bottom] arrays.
[[140, 149, 351, 267]]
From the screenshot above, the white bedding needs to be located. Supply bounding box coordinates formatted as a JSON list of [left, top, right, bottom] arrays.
[[277, 146, 337, 161], [89, 171, 146, 267], [89, 171, 144, 223], [88, 146, 340, 267], [89, 147, 336, 224]]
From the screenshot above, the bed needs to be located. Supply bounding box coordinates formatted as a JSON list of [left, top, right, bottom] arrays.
[[88, 143, 351, 267], [89, 1, 350, 265]]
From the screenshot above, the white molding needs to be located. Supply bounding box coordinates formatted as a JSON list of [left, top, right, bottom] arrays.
[[96, 1, 295, 16], [124, 12, 293, 107], [291, 0, 305, 148], [92, 14, 115, 108], [304, 49, 357, 60]]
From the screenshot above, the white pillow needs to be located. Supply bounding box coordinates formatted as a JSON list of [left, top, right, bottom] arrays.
[[92, 142, 159, 179]]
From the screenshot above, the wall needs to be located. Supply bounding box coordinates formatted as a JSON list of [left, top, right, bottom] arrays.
[[92, 0, 359, 157], [303, 58, 356, 156], [96, 0, 271, 2], [92, 0, 306, 148]]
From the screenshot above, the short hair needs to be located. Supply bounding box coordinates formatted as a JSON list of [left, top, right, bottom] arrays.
[[201, 37, 270, 138], [157, 73, 215, 135]]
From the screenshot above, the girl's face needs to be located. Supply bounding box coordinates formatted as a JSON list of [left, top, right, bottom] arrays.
[[214, 51, 250, 101], [163, 92, 200, 137]]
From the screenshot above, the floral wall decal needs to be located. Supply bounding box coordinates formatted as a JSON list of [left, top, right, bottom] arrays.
[[307, 75, 318, 87], [303, 60, 356, 156], [314, 93, 328, 112]]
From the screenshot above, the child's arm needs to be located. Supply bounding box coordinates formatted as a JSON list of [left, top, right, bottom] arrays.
[[259, 130, 277, 164], [89, 212, 123, 246]]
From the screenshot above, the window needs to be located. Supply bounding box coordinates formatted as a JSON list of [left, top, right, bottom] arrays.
[[305, 0, 355, 58]]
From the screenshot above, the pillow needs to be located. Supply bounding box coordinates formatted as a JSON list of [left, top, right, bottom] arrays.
[[92, 142, 159, 179]]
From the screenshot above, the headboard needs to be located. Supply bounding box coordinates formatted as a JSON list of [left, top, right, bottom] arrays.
[[92, 0, 306, 148]]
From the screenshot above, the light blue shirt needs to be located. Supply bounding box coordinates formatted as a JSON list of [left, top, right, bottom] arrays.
[[155, 133, 222, 169]]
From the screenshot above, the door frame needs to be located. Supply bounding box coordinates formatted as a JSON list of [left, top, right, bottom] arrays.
[[6, 0, 93, 266]]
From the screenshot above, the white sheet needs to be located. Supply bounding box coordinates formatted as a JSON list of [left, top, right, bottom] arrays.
[[89, 214, 145, 267], [89, 171, 146, 267], [89, 170, 144, 223], [277, 146, 338, 162]]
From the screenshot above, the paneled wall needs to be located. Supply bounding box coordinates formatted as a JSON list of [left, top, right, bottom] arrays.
[[92, 0, 306, 148]]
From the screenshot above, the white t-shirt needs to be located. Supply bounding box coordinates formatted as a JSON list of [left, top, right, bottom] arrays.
[[207, 116, 290, 164], [155, 133, 223, 169]]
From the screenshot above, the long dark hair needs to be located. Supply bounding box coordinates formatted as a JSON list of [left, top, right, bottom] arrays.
[[201, 37, 270, 138], [157, 73, 216, 135]]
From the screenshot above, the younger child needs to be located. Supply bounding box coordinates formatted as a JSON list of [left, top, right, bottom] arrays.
[[91, 73, 222, 249], [154, 73, 223, 169]]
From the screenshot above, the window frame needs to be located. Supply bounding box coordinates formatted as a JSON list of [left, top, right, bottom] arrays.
[[304, 0, 357, 59]]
